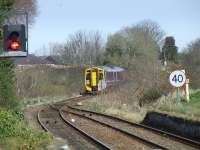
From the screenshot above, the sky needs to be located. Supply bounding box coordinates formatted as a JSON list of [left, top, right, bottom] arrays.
[[29, 0, 200, 55]]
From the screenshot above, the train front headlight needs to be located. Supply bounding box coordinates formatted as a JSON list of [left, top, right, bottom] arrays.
[[86, 80, 90, 85]]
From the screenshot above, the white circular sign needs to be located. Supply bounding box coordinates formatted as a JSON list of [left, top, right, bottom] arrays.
[[169, 70, 186, 87]]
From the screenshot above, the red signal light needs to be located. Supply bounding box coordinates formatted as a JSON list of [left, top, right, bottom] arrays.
[[10, 41, 20, 50]]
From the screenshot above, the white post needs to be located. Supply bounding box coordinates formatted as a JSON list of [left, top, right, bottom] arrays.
[[185, 79, 190, 102]]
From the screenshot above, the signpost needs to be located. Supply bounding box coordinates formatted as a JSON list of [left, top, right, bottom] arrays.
[[169, 70, 186, 88], [169, 70, 186, 102]]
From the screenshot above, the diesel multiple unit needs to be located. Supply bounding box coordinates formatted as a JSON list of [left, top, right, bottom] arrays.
[[83, 66, 124, 94]]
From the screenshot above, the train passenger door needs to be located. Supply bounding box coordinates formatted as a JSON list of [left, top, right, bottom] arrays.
[[91, 69, 98, 91]]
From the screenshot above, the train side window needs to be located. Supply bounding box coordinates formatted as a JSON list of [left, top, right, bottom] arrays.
[[99, 73, 103, 80]]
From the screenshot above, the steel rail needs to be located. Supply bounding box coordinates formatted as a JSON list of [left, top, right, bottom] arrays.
[[37, 96, 112, 150], [66, 105, 200, 149], [61, 109, 168, 150], [37, 109, 50, 132], [59, 109, 112, 150]]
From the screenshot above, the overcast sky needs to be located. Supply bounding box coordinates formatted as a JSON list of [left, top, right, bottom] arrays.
[[29, 0, 200, 55]]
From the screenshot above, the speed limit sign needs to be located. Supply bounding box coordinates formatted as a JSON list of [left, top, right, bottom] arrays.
[[169, 70, 186, 87]]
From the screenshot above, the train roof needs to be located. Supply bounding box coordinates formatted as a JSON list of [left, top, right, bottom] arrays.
[[102, 66, 125, 72]]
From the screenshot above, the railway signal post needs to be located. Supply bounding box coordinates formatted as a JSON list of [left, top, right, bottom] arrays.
[[2, 24, 27, 56]]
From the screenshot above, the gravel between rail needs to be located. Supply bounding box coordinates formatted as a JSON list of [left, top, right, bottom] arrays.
[[38, 106, 104, 150], [62, 104, 200, 150], [37, 94, 200, 150], [37, 95, 113, 150], [61, 110, 156, 150]]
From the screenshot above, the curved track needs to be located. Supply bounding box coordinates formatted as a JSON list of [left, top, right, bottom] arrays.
[[38, 96, 165, 150], [62, 104, 200, 150], [38, 95, 200, 150], [37, 96, 111, 150], [61, 108, 167, 150]]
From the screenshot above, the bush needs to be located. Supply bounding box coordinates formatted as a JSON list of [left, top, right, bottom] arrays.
[[0, 109, 52, 150], [139, 87, 162, 106], [0, 110, 22, 138], [0, 59, 18, 110], [182, 39, 200, 89], [15, 65, 83, 98]]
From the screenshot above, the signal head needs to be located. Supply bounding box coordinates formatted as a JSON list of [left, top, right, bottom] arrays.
[[1, 24, 27, 57]]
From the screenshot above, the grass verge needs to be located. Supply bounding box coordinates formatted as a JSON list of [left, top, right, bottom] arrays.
[[79, 88, 200, 123], [79, 93, 146, 123], [150, 89, 200, 122]]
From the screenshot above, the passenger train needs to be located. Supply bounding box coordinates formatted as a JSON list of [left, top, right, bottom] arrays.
[[83, 66, 124, 94]]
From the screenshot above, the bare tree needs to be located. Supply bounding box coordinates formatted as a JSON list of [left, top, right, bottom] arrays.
[[127, 20, 165, 45], [49, 42, 64, 56], [183, 38, 200, 88], [54, 30, 104, 65], [5, 0, 38, 25]]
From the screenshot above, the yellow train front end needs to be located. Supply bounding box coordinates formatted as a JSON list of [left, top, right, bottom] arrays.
[[84, 67, 106, 94]]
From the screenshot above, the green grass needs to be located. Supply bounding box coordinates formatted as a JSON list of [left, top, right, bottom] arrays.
[[0, 109, 52, 150], [182, 90, 200, 117], [154, 89, 200, 121], [190, 89, 200, 103]]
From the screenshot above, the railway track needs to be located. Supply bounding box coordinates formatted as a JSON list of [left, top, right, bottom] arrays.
[[61, 109, 167, 150], [37, 96, 111, 150], [38, 95, 200, 150], [61, 109, 166, 150], [61, 104, 200, 150], [50, 95, 92, 109], [38, 96, 166, 149]]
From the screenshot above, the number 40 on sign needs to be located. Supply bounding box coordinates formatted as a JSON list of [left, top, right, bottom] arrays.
[[169, 70, 186, 88], [169, 70, 190, 102]]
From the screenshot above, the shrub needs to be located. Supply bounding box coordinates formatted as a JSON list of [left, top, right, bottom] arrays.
[[0, 59, 18, 110], [15, 65, 83, 98], [139, 87, 162, 106], [0, 109, 52, 150]]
